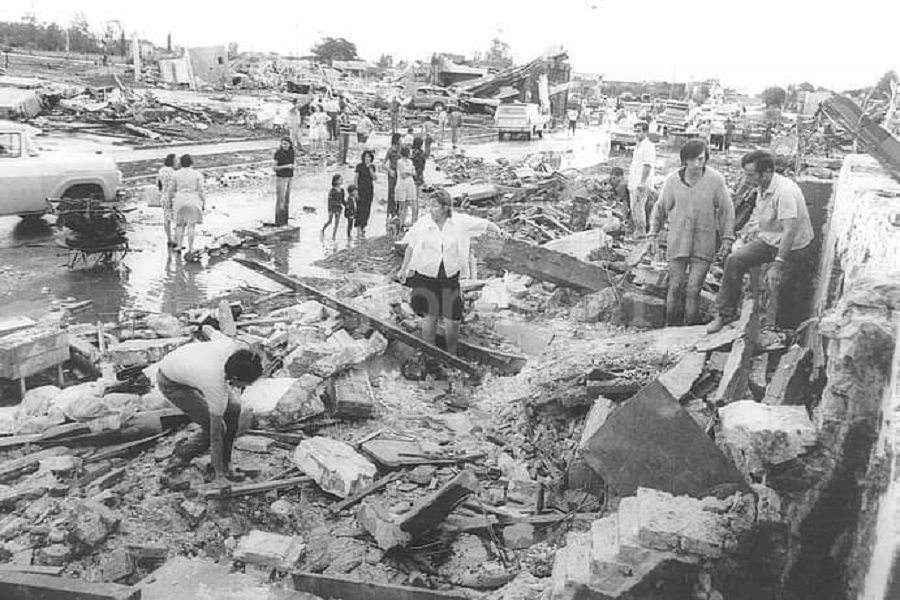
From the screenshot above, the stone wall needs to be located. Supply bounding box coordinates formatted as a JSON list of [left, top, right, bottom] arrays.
[[793, 154, 900, 599]]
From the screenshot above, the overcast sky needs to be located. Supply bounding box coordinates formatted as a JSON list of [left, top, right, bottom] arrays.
[[2, 0, 897, 94]]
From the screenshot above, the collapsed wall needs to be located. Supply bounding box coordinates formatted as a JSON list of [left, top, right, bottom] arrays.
[[791, 154, 900, 599]]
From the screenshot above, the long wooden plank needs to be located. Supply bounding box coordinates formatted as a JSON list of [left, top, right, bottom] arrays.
[[0, 570, 139, 600], [234, 259, 479, 376], [330, 471, 403, 514], [476, 237, 611, 293], [199, 475, 311, 500], [292, 572, 468, 600]]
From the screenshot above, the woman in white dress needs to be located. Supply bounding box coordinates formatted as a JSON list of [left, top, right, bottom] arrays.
[[167, 154, 206, 258]]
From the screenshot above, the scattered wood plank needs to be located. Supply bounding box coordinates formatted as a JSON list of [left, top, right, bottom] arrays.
[[330, 471, 403, 514], [476, 237, 610, 293], [85, 431, 168, 463], [234, 259, 478, 376], [398, 469, 479, 538], [0, 570, 139, 600], [0, 447, 69, 483], [293, 572, 468, 600], [199, 475, 311, 500]]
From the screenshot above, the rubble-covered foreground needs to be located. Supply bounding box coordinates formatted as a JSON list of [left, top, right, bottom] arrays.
[[0, 124, 854, 600]]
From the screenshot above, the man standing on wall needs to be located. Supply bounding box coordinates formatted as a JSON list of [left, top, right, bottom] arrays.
[[708, 150, 815, 333], [628, 121, 656, 236]]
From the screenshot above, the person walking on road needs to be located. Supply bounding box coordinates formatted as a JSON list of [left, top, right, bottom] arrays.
[[448, 106, 462, 150], [356, 112, 374, 148], [437, 106, 447, 147], [383, 133, 402, 218], [395, 147, 417, 227], [707, 150, 815, 333], [156, 325, 262, 484], [321, 173, 346, 241], [648, 140, 735, 326], [353, 150, 377, 238], [567, 108, 578, 136], [157, 153, 177, 247], [168, 154, 206, 258], [628, 121, 657, 236], [309, 105, 328, 157], [273, 137, 295, 226], [286, 102, 303, 151], [338, 109, 353, 165], [422, 116, 436, 157]]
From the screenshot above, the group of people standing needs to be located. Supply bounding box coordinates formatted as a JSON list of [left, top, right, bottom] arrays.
[[157, 152, 207, 258], [620, 124, 814, 333], [320, 149, 377, 240]]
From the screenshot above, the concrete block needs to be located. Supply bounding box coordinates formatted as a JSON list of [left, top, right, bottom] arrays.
[[549, 531, 593, 600], [39, 455, 82, 477], [581, 380, 745, 497], [35, 544, 73, 567], [233, 529, 305, 570], [589, 516, 629, 582], [658, 352, 706, 401], [108, 337, 190, 368], [636, 488, 733, 559], [233, 435, 275, 453], [331, 368, 376, 418], [719, 400, 817, 476], [503, 523, 535, 549], [241, 376, 325, 428], [292, 436, 376, 499], [357, 501, 409, 551]]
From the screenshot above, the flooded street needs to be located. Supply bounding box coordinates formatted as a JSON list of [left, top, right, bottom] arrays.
[[0, 126, 610, 324]]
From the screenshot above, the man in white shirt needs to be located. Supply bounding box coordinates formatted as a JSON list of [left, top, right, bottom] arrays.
[[628, 121, 656, 236], [156, 326, 262, 483], [708, 150, 815, 333]]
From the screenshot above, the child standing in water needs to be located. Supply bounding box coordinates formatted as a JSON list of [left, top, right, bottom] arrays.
[[321, 173, 345, 241], [344, 184, 358, 240]]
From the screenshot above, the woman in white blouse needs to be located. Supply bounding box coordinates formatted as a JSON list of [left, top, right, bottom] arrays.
[[398, 189, 502, 354]]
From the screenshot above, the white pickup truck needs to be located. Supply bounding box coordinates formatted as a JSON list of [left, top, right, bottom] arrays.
[[0, 121, 122, 220], [495, 103, 550, 141]]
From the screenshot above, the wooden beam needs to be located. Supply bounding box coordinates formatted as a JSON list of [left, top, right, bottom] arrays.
[[233, 259, 479, 376], [199, 475, 311, 500], [330, 471, 403, 514], [476, 238, 611, 293], [292, 572, 468, 600], [398, 469, 479, 538], [0, 570, 139, 600]]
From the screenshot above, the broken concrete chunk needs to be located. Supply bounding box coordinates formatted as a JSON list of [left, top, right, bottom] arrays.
[[108, 336, 190, 368], [234, 435, 275, 453], [657, 352, 706, 401], [580, 380, 745, 497], [503, 523, 535, 549], [330, 368, 375, 418], [39, 455, 82, 477], [241, 376, 325, 428], [718, 400, 817, 477], [145, 314, 184, 338], [763, 345, 812, 406], [35, 543, 73, 567], [292, 437, 376, 498], [68, 500, 121, 549], [20, 385, 61, 418], [357, 501, 409, 551], [549, 531, 593, 600], [233, 529, 305, 569]]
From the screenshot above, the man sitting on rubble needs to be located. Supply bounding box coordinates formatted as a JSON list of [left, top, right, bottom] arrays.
[[156, 324, 262, 484], [707, 150, 814, 333], [649, 139, 735, 326]]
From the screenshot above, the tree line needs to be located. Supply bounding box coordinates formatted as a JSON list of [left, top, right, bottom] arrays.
[[0, 14, 121, 55]]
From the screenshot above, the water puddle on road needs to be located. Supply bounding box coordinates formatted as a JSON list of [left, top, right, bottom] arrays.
[[1, 169, 388, 322]]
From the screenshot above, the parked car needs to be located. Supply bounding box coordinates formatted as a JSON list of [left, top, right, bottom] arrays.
[[408, 86, 459, 112], [495, 103, 550, 141], [0, 121, 122, 220]]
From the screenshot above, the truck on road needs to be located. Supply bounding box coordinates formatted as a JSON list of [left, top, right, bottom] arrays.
[[495, 103, 550, 141], [0, 121, 122, 220]]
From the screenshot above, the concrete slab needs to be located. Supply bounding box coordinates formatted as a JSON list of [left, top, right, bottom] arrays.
[[581, 380, 745, 497]]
